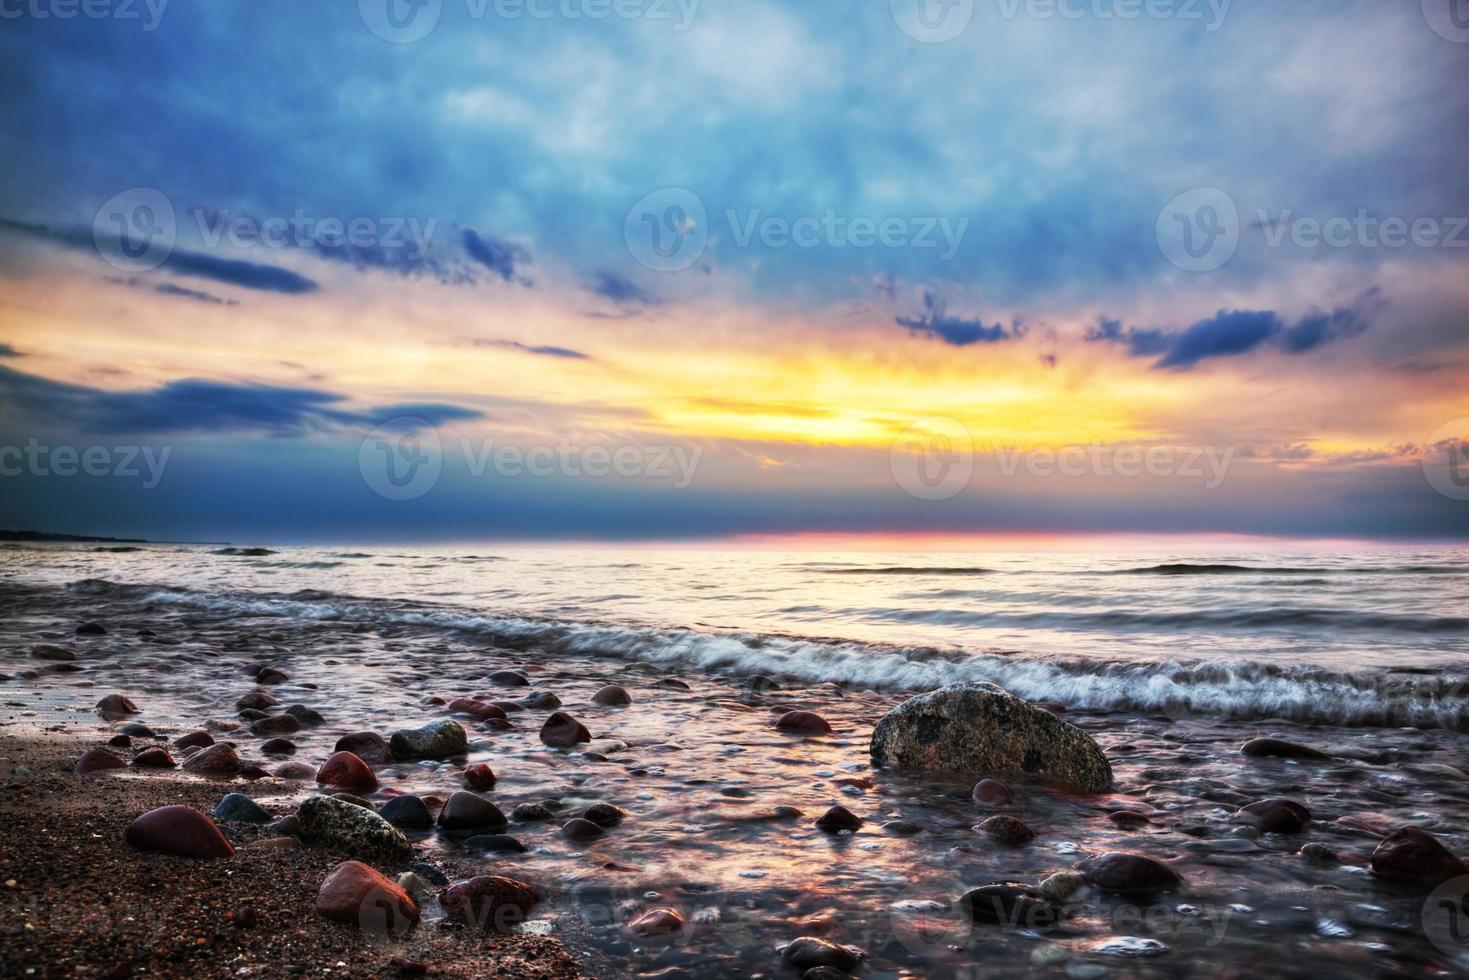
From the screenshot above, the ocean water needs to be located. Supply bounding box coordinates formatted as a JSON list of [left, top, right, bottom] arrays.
[[5, 541, 1468, 731]]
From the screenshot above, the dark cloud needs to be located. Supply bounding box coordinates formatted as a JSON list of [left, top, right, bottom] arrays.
[[0, 364, 482, 436], [1088, 295, 1377, 370], [587, 270, 655, 308], [107, 276, 239, 306], [0, 344, 22, 358], [462, 338, 590, 360], [896, 291, 1022, 347], [462, 229, 531, 285]]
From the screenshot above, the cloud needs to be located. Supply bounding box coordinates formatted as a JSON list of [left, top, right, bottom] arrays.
[[587, 270, 655, 308], [461, 338, 590, 360], [462, 229, 531, 285], [107, 276, 239, 306], [0, 364, 482, 436], [1088, 296, 1377, 370], [896, 291, 1022, 347], [0, 344, 22, 358]]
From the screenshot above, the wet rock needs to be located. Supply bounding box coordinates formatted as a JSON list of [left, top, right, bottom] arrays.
[[120, 723, 154, 738], [250, 714, 301, 737], [447, 698, 508, 720], [657, 677, 693, 691], [882, 820, 922, 836], [396, 872, 434, 901], [512, 802, 555, 823], [562, 817, 604, 841], [33, 644, 76, 661], [335, 731, 393, 764], [1299, 842, 1340, 865], [801, 969, 855, 980], [229, 906, 258, 929], [465, 834, 527, 853], [132, 747, 176, 768], [780, 937, 861, 973], [108, 735, 131, 748], [972, 779, 1015, 807], [776, 710, 832, 735], [1093, 936, 1170, 957], [214, 793, 271, 823], [1077, 851, 1183, 895], [463, 763, 496, 790], [96, 694, 140, 719], [236, 690, 279, 711], [182, 743, 243, 778], [488, 670, 530, 687], [298, 795, 413, 863], [1241, 737, 1331, 761], [438, 875, 538, 931], [814, 805, 862, 834], [275, 762, 316, 780], [76, 749, 127, 774], [389, 956, 428, 976], [593, 684, 632, 706], [125, 805, 234, 858], [584, 803, 628, 828], [315, 860, 419, 936], [627, 907, 684, 939], [261, 738, 296, 754], [334, 792, 376, 809], [316, 751, 379, 792], [1108, 810, 1151, 829], [743, 674, 781, 692], [379, 795, 434, 831], [76, 622, 107, 636], [239, 765, 270, 780], [389, 720, 467, 760], [269, 815, 303, 837], [174, 731, 214, 750], [978, 814, 1035, 845], [237, 709, 269, 722], [407, 861, 450, 886], [284, 705, 325, 727], [1370, 827, 1468, 888], [870, 682, 1112, 793], [437, 792, 507, 832], [539, 711, 591, 748], [961, 882, 1063, 929], [520, 691, 562, 709], [256, 667, 289, 685], [1038, 871, 1086, 902], [1236, 798, 1311, 834]]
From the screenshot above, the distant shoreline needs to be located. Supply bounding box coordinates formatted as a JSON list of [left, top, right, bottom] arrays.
[[0, 529, 149, 544]]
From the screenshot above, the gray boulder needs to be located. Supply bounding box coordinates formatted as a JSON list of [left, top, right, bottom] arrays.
[[870, 682, 1112, 792], [297, 795, 413, 863], [389, 720, 467, 760]]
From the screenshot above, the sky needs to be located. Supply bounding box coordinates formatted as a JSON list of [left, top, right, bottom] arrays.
[[0, 0, 1467, 544]]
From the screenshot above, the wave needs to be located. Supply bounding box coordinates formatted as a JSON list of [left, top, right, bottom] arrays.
[[1117, 562, 1469, 576], [126, 582, 1469, 731], [810, 566, 997, 576], [845, 605, 1469, 634]]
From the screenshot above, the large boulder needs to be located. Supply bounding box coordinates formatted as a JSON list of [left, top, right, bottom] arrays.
[[297, 795, 413, 863], [389, 720, 467, 760], [870, 682, 1112, 792], [126, 805, 234, 859]]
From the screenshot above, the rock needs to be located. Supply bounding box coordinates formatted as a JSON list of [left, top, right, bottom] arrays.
[[379, 795, 434, 830], [584, 803, 628, 828], [182, 743, 242, 778], [447, 698, 508, 720], [439, 875, 538, 931], [488, 670, 530, 687], [125, 805, 234, 858], [870, 682, 1112, 792], [389, 956, 428, 976], [781, 937, 861, 973], [276, 762, 316, 780], [1038, 871, 1086, 902], [76, 749, 127, 774], [465, 834, 527, 853], [1236, 798, 1311, 834], [1299, 842, 1340, 865], [972, 779, 1015, 807], [229, 906, 258, 929], [1371, 827, 1469, 888], [240, 765, 270, 780], [776, 710, 832, 735], [269, 815, 303, 837], [250, 714, 301, 737], [396, 872, 434, 900], [815, 805, 862, 834], [108, 735, 131, 748], [315, 861, 419, 936], [628, 907, 684, 939], [593, 684, 632, 706], [978, 814, 1035, 845], [334, 792, 376, 809], [389, 720, 467, 760], [520, 691, 561, 709], [76, 622, 107, 636], [214, 793, 271, 823], [463, 763, 497, 790], [657, 677, 692, 691], [562, 817, 604, 841], [120, 723, 154, 737], [407, 861, 450, 886], [261, 738, 296, 754], [95, 694, 140, 718], [174, 731, 214, 750], [539, 712, 591, 748], [284, 704, 324, 727], [882, 820, 923, 836], [236, 690, 280, 711], [437, 792, 507, 832], [961, 882, 1063, 929], [256, 667, 289, 685], [132, 748, 176, 768], [1108, 810, 1151, 829], [316, 751, 379, 792], [298, 795, 414, 863], [32, 644, 76, 661], [1077, 851, 1182, 895], [335, 731, 393, 764], [1241, 737, 1331, 761], [512, 803, 555, 823], [238, 709, 269, 722]]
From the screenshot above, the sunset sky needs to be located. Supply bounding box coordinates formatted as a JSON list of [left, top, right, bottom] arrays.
[[1, 0, 1466, 542]]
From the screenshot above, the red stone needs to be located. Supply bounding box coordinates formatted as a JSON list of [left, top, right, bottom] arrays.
[[972, 779, 1015, 807], [592, 685, 632, 706], [627, 907, 684, 939], [125, 805, 235, 858], [1371, 827, 1469, 888], [776, 710, 832, 735], [174, 731, 214, 750], [315, 861, 419, 936], [261, 738, 297, 754], [317, 751, 379, 791], [539, 711, 591, 748], [334, 731, 393, 764], [182, 743, 242, 778], [132, 747, 177, 768], [96, 694, 140, 718], [464, 763, 497, 790], [438, 875, 538, 931], [76, 748, 127, 774], [448, 698, 508, 720], [275, 762, 316, 779]]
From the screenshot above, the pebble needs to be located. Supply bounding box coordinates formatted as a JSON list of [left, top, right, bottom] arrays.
[[562, 817, 605, 841], [275, 762, 316, 780], [437, 792, 508, 832], [1371, 827, 1469, 886], [315, 861, 419, 936], [627, 907, 685, 939], [448, 698, 508, 720], [75, 748, 127, 774], [978, 814, 1035, 845], [298, 795, 413, 862], [214, 793, 272, 823], [182, 743, 243, 779], [814, 805, 862, 834], [284, 704, 325, 727], [250, 714, 301, 737], [520, 691, 562, 709], [390, 720, 468, 760], [488, 670, 530, 686], [776, 710, 832, 735], [32, 644, 77, 661], [1077, 851, 1183, 895], [780, 937, 860, 973], [1241, 737, 1331, 760], [395, 872, 434, 900], [882, 820, 922, 835], [1032, 944, 1072, 966], [1092, 936, 1170, 957], [463, 763, 497, 790], [379, 795, 434, 830], [1236, 798, 1311, 834], [96, 694, 140, 718], [972, 779, 1015, 807], [584, 803, 629, 828], [465, 834, 528, 853], [174, 731, 215, 750], [108, 734, 131, 748], [334, 731, 393, 764], [540, 711, 592, 748], [125, 805, 234, 858], [316, 751, 379, 792], [76, 622, 107, 636], [961, 882, 1063, 929], [512, 802, 557, 823], [1299, 842, 1340, 865], [260, 737, 296, 754], [593, 684, 632, 706], [236, 691, 280, 711], [132, 747, 176, 768], [438, 875, 539, 930], [1039, 871, 1086, 901], [119, 723, 154, 738]]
